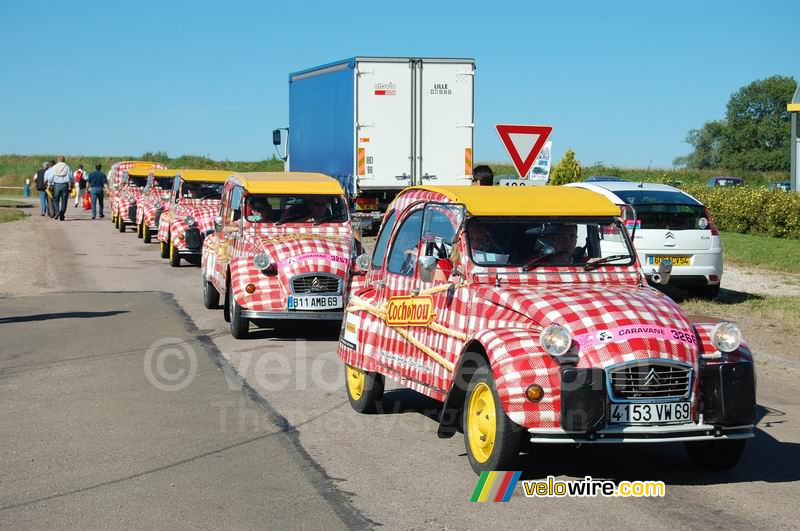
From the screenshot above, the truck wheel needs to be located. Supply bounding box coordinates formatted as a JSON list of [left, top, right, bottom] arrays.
[[203, 277, 220, 309], [160, 239, 170, 258], [344, 364, 384, 414], [463, 360, 522, 474], [143, 222, 151, 243], [169, 242, 181, 267], [685, 439, 746, 470], [228, 289, 249, 339]]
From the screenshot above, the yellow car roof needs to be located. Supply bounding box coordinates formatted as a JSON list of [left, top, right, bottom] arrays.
[[405, 185, 621, 217], [230, 172, 344, 195], [177, 169, 234, 183], [126, 167, 179, 178]]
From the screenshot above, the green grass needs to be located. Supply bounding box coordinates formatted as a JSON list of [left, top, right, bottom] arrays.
[[0, 208, 26, 223], [721, 231, 800, 273], [683, 294, 800, 331], [0, 153, 285, 190]]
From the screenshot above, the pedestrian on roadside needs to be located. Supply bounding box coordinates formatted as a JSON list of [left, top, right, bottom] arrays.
[[32, 162, 50, 216], [73, 164, 88, 208], [44, 159, 57, 218], [87, 163, 107, 219], [472, 165, 494, 186], [49, 156, 73, 221]]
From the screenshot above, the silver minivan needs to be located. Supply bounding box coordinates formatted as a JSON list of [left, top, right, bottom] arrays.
[[567, 182, 723, 299]]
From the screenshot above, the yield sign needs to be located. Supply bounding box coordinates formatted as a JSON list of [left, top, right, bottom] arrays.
[[495, 124, 553, 178]]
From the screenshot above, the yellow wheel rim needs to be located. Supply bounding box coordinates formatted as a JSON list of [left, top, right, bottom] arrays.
[[346, 365, 365, 401], [467, 382, 497, 464], [170, 243, 175, 260]]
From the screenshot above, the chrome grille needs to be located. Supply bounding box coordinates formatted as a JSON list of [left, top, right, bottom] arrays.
[[608, 361, 691, 401], [291, 274, 341, 294]]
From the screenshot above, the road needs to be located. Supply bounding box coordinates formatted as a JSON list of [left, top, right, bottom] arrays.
[[1, 208, 799, 529]]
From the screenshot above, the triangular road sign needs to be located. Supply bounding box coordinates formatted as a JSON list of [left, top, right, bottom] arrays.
[[495, 124, 553, 178]]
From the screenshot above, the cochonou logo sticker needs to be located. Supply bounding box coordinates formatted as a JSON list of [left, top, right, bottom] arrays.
[[386, 295, 435, 327]]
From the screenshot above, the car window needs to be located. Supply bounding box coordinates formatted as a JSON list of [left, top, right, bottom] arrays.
[[371, 210, 397, 268], [387, 210, 424, 276], [611, 190, 700, 206], [421, 204, 464, 259]]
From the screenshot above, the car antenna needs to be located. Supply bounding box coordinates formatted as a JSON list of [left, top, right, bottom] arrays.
[[639, 160, 651, 188]]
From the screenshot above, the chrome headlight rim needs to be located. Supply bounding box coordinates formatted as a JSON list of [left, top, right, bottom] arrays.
[[183, 215, 196, 226], [710, 322, 742, 353], [540, 323, 573, 357], [253, 252, 271, 270]]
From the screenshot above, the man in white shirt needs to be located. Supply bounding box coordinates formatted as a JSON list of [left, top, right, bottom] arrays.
[[49, 156, 73, 221]]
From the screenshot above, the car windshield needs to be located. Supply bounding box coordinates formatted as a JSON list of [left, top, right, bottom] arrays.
[[244, 194, 348, 224], [611, 190, 705, 230], [153, 177, 173, 190], [128, 176, 148, 188], [467, 218, 635, 268], [181, 182, 223, 200]]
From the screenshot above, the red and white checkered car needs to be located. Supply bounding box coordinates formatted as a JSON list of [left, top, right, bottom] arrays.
[[202, 172, 364, 339], [338, 185, 756, 474], [156, 169, 231, 265], [133, 169, 180, 242], [108, 161, 166, 226]]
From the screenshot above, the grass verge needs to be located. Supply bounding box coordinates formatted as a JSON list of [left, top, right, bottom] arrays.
[[720, 231, 800, 273], [0, 208, 26, 223], [683, 292, 800, 330]]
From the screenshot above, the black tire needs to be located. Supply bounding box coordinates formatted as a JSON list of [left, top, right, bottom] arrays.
[[223, 277, 231, 323], [143, 222, 151, 243], [118, 217, 126, 233], [203, 277, 220, 309], [228, 288, 249, 339], [463, 358, 523, 474], [689, 284, 720, 300], [160, 239, 170, 259], [169, 242, 181, 267], [685, 439, 746, 470], [114, 214, 119, 229], [136, 222, 143, 239], [344, 364, 385, 414]]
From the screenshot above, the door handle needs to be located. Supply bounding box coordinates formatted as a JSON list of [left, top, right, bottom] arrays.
[[410, 288, 420, 295], [421, 174, 437, 180], [396, 173, 412, 181]]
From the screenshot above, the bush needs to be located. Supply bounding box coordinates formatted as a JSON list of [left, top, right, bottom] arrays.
[[549, 148, 582, 185], [682, 185, 800, 239]]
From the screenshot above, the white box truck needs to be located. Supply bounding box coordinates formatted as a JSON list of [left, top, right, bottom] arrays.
[[274, 56, 475, 231]]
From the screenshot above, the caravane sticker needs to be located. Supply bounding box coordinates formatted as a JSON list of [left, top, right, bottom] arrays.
[[278, 252, 349, 268], [386, 295, 435, 327], [575, 325, 698, 351]]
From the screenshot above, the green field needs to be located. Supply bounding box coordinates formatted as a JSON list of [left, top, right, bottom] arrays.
[[721, 231, 800, 273], [0, 208, 26, 223]]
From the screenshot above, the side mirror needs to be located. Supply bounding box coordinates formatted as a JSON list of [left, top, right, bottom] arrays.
[[418, 255, 437, 283], [354, 253, 370, 274], [213, 216, 223, 232], [651, 259, 672, 285], [272, 129, 282, 146]]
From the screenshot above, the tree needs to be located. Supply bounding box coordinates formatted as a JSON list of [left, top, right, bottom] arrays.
[[676, 76, 796, 171], [549, 148, 582, 185]]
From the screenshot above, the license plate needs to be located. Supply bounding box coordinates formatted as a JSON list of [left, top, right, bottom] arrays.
[[610, 401, 691, 424], [649, 255, 691, 266], [287, 295, 343, 310]]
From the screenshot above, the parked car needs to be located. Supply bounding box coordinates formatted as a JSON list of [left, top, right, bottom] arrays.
[[113, 166, 161, 233], [338, 185, 755, 473], [707, 176, 743, 188], [134, 169, 180, 243], [768, 181, 791, 192], [202, 172, 362, 339], [567, 181, 722, 299], [585, 175, 625, 182], [157, 169, 231, 266], [108, 161, 166, 224]]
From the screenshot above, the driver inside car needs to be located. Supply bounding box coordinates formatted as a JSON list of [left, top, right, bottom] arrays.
[[248, 198, 273, 222], [531, 224, 591, 265]]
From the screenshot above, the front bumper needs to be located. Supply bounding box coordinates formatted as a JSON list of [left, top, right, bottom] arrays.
[[241, 309, 343, 321], [529, 423, 753, 444]]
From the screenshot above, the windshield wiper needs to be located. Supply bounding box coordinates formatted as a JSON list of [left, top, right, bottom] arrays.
[[313, 214, 336, 226], [521, 252, 553, 272], [275, 213, 305, 226], [583, 255, 631, 271]]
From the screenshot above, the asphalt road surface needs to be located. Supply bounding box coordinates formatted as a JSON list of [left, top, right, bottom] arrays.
[[2, 209, 799, 529]]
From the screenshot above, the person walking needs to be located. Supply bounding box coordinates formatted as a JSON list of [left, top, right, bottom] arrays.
[[43, 159, 57, 218], [49, 156, 73, 221], [32, 162, 50, 216], [73, 164, 88, 207], [87, 163, 107, 219]]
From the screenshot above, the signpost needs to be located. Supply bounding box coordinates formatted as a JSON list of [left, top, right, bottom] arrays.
[[495, 124, 553, 179]]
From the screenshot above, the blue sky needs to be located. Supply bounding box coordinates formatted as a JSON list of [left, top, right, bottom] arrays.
[[2, 0, 797, 168]]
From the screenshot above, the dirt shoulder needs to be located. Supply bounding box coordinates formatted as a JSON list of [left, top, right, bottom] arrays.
[[0, 214, 59, 298]]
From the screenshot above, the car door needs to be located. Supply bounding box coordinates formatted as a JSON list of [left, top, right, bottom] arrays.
[[213, 184, 243, 293], [405, 203, 466, 391]]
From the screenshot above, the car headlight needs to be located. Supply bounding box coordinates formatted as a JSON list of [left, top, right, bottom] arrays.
[[540, 324, 572, 357], [711, 322, 741, 352], [253, 252, 271, 270], [184, 215, 196, 226]]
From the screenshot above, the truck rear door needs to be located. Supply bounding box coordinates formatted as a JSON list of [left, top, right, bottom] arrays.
[[356, 60, 414, 190], [417, 60, 474, 186]]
